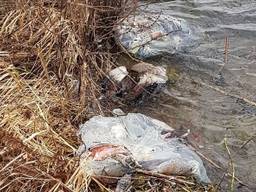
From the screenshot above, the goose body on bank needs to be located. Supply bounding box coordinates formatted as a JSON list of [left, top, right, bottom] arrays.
[[101, 62, 168, 104]]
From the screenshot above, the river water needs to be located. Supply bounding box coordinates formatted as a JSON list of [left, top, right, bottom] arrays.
[[130, 0, 256, 191]]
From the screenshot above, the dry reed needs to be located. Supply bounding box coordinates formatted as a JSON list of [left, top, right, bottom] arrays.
[[0, 0, 135, 191]]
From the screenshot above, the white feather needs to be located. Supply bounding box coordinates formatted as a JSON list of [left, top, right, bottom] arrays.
[[109, 66, 128, 82]]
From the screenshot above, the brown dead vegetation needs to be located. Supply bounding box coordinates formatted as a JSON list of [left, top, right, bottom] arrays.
[[0, 0, 136, 191]]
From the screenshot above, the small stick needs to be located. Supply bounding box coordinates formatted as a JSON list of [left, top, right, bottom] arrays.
[[224, 36, 229, 67], [240, 134, 256, 149], [135, 169, 195, 186], [216, 36, 229, 79], [199, 81, 256, 107], [36, 168, 73, 192], [192, 146, 247, 187], [216, 173, 226, 191], [0, 153, 25, 173], [112, 153, 195, 186], [224, 137, 235, 192]]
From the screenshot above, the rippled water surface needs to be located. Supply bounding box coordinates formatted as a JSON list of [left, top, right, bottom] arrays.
[[132, 0, 256, 191]]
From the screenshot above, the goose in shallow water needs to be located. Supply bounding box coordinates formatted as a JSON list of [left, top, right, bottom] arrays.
[[117, 12, 198, 59]]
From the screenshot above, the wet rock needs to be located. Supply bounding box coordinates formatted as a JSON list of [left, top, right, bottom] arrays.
[[78, 113, 211, 185]]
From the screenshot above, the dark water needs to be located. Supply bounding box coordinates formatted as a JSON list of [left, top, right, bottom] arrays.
[[132, 0, 256, 191]]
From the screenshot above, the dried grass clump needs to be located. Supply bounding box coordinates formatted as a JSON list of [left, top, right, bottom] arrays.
[[0, 0, 136, 191]]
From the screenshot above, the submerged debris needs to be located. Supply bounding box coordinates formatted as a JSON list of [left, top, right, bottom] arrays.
[[78, 113, 211, 189]]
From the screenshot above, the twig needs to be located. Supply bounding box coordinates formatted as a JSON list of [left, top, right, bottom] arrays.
[[192, 146, 247, 187], [224, 137, 235, 192], [0, 153, 25, 173], [135, 169, 195, 186], [240, 134, 256, 149], [199, 81, 256, 107], [216, 173, 226, 191], [224, 36, 229, 65], [36, 168, 73, 192]]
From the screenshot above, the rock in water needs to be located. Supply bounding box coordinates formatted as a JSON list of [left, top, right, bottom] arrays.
[[117, 12, 198, 59], [78, 113, 211, 184]]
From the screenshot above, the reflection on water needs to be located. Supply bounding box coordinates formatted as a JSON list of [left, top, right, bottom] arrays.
[[133, 0, 256, 191]]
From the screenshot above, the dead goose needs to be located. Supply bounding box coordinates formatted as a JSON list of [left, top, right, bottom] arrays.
[[78, 113, 211, 187], [101, 62, 168, 103], [117, 12, 198, 59]]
